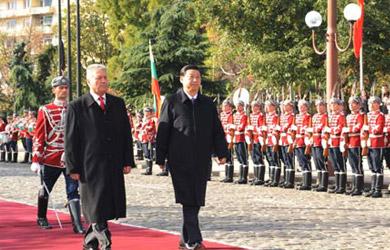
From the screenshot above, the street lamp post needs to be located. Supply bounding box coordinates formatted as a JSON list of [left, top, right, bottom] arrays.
[[305, 1, 361, 101]]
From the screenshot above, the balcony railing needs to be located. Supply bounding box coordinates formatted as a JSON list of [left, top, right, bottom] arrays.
[[0, 6, 55, 19]]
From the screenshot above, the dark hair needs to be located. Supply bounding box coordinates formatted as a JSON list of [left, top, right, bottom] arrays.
[[179, 65, 201, 77]]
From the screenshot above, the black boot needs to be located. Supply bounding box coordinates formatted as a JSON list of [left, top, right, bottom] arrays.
[[328, 172, 340, 193], [312, 171, 322, 189], [278, 166, 286, 187], [20, 152, 29, 163], [372, 174, 383, 198], [316, 171, 329, 192], [0, 151, 5, 162], [284, 170, 295, 189], [12, 152, 18, 163], [221, 164, 229, 182], [137, 149, 144, 161], [37, 196, 52, 229], [271, 167, 281, 187], [156, 167, 169, 176], [253, 165, 265, 185], [351, 175, 364, 196], [142, 160, 152, 175], [265, 166, 275, 187], [345, 175, 356, 195], [298, 172, 312, 190], [237, 165, 248, 184], [223, 164, 234, 183], [336, 173, 347, 194], [68, 199, 85, 234], [251, 165, 259, 185], [6, 152, 12, 162], [364, 175, 377, 197], [235, 165, 244, 184]]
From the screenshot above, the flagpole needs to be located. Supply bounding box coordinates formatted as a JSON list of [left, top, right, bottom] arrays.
[[359, 46, 363, 94]]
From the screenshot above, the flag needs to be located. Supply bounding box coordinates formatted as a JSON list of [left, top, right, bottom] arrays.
[[149, 40, 162, 118], [353, 0, 364, 58]]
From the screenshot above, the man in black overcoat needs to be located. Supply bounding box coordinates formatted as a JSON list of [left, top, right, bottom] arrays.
[[65, 64, 135, 250], [156, 65, 228, 250]]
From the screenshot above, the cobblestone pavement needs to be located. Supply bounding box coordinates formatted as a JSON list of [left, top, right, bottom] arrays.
[[1, 161, 390, 250]]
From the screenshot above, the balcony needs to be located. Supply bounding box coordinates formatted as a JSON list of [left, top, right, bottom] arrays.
[[0, 6, 55, 19]]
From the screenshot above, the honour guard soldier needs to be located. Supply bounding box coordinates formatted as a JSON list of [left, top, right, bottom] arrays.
[[220, 99, 235, 183], [246, 100, 266, 185], [134, 111, 144, 161], [233, 101, 248, 184], [264, 100, 281, 187], [327, 98, 347, 194], [279, 100, 295, 188], [31, 76, 84, 233], [383, 99, 390, 170], [5, 115, 18, 163], [140, 107, 157, 175], [364, 96, 385, 198], [293, 100, 312, 190], [0, 117, 6, 162], [343, 97, 364, 195], [308, 100, 329, 192]]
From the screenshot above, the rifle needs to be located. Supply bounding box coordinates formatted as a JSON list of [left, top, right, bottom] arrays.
[[304, 117, 313, 155], [287, 116, 296, 154], [361, 114, 369, 156]]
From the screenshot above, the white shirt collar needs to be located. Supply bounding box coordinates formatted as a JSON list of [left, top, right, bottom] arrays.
[[183, 89, 198, 101], [90, 91, 106, 104]]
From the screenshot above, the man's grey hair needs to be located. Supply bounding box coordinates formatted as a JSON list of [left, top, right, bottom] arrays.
[[86, 64, 107, 80]]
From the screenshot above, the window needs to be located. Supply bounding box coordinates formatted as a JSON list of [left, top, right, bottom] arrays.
[[7, 19, 17, 29], [40, 15, 53, 26], [7, 0, 17, 9], [43, 35, 52, 45], [24, 0, 31, 8], [40, 0, 52, 7]]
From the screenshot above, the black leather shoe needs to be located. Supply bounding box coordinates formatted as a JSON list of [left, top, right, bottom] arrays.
[[37, 217, 52, 229], [156, 171, 169, 176]]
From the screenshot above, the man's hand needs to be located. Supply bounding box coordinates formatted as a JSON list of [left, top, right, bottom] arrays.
[[216, 157, 227, 165], [123, 166, 132, 174], [70, 173, 80, 180]]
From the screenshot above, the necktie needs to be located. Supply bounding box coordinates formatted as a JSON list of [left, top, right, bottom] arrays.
[[98, 96, 105, 112], [191, 98, 196, 104]]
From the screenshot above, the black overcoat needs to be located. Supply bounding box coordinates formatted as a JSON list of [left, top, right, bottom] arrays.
[[156, 88, 228, 206], [65, 93, 134, 223]]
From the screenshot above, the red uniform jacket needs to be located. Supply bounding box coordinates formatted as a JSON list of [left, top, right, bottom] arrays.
[[385, 114, 390, 148], [233, 111, 247, 143], [294, 113, 311, 148], [265, 112, 279, 146], [247, 112, 264, 144], [279, 112, 294, 146], [139, 118, 156, 143], [311, 113, 327, 147], [367, 111, 385, 148], [345, 112, 364, 148], [328, 112, 346, 148], [32, 102, 67, 168]]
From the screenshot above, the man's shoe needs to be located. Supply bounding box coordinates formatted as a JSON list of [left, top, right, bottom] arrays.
[[37, 217, 52, 229], [179, 242, 206, 250], [156, 171, 169, 176]]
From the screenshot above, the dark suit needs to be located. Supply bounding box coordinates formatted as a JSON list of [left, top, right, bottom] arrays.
[[65, 93, 135, 249], [156, 88, 228, 245]]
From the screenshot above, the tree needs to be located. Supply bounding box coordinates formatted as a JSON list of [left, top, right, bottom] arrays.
[[34, 45, 57, 105], [111, 1, 223, 109]]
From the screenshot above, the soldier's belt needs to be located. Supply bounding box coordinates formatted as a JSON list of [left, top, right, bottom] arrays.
[[348, 133, 360, 137], [234, 132, 244, 135], [313, 133, 321, 136], [369, 134, 383, 138], [330, 135, 340, 138]]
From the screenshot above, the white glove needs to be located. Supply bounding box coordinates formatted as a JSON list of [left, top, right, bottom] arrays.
[[342, 127, 350, 134], [30, 163, 41, 174], [306, 127, 313, 133], [363, 125, 369, 131]]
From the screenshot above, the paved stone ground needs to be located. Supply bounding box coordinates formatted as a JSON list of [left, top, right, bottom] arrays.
[[1, 161, 390, 250]]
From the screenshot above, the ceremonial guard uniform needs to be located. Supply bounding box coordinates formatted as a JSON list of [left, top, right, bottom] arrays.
[[327, 98, 347, 194], [31, 76, 84, 233], [278, 100, 295, 188], [343, 97, 364, 196], [0, 117, 6, 162], [264, 100, 280, 187], [293, 100, 312, 190], [220, 100, 235, 183], [246, 101, 265, 185], [383, 100, 390, 170], [18, 111, 30, 163], [233, 101, 248, 184], [5, 116, 18, 163], [364, 96, 385, 198], [140, 107, 157, 175], [134, 112, 144, 161], [309, 100, 329, 192]]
